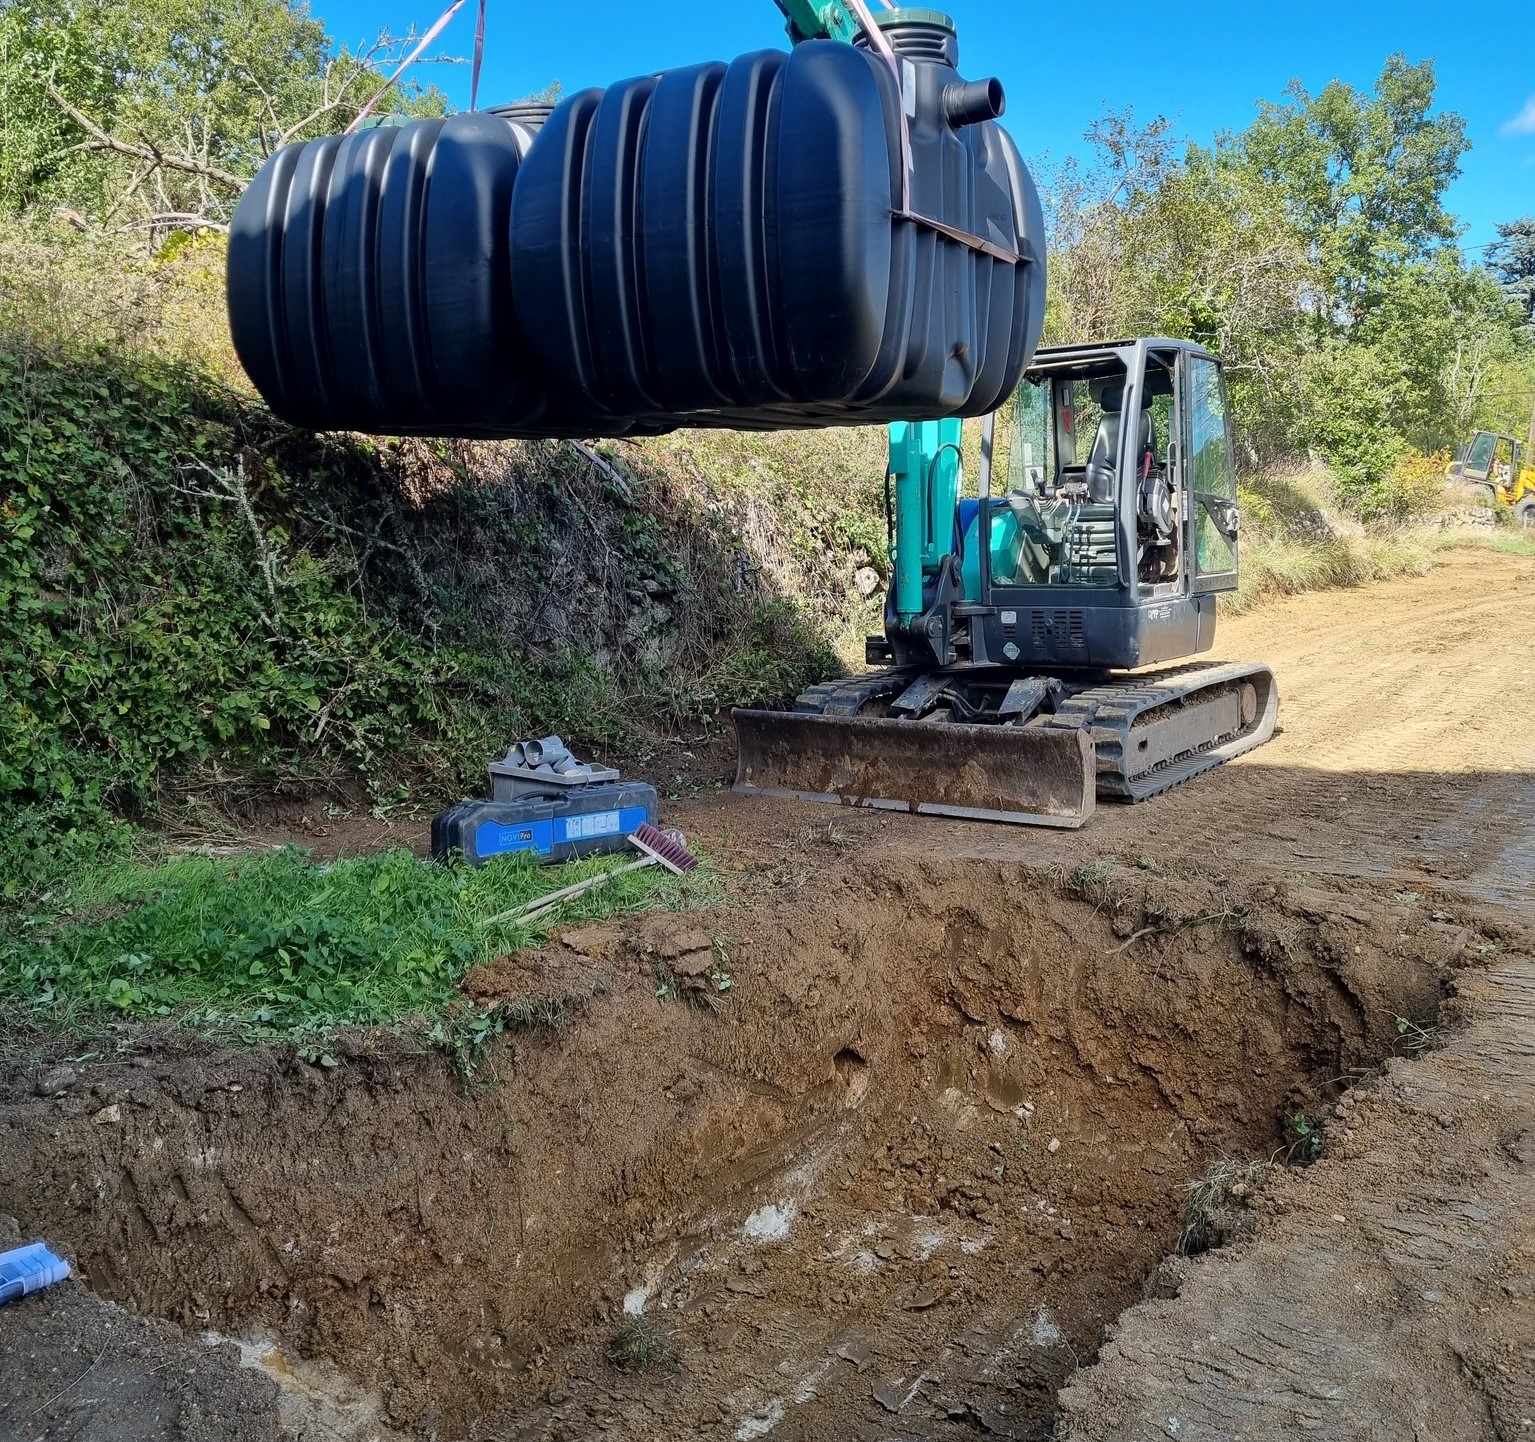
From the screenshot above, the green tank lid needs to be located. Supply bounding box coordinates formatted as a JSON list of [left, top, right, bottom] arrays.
[[853, 8, 961, 65], [869, 7, 956, 31]]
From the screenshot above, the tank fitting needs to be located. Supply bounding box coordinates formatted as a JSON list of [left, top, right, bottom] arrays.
[[944, 77, 1006, 127]]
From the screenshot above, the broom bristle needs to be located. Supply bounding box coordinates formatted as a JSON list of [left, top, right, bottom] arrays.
[[628, 822, 699, 875]]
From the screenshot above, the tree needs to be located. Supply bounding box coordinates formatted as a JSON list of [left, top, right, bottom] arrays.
[[1112, 150, 1314, 463], [1351, 254, 1518, 447], [1299, 341, 1412, 512], [1037, 110, 1178, 345], [1237, 56, 1469, 323], [1037, 62, 1530, 497], [1037, 112, 1315, 464], [0, 3, 104, 217], [1488, 217, 1535, 333], [1, 0, 448, 227]]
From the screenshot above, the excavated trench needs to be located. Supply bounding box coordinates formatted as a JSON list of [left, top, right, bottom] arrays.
[[0, 857, 1471, 1440]]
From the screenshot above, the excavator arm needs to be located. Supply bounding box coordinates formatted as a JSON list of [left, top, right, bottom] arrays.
[[772, 0, 863, 44]]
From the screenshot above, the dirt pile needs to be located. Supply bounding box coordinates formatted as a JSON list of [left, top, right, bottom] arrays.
[[0, 858, 1471, 1440]]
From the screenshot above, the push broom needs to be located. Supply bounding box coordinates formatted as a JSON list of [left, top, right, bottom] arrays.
[[480, 823, 698, 930]]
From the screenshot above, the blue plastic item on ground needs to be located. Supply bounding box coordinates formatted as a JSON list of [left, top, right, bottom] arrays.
[[431, 785, 658, 867], [432, 736, 659, 867], [0, 1242, 70, 1305]]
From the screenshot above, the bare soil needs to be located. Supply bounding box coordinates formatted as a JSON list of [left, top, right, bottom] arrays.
[[3, 546, 1533, 1442]]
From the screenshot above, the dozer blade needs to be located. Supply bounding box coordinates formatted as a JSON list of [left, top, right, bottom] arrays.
[[731, 710, 1095, 828]]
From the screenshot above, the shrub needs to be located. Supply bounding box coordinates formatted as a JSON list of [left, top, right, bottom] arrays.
[[0, 340, 525, 826], [0, 225, 859, 853], [1381, 450, 1453, 521]]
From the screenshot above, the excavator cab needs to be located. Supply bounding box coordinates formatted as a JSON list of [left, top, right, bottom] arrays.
[[1451, 431, 1516, 493], [968, 358, 1172, 591], [883, 338, 1242, 674], [1448, 431, 1535, 527]]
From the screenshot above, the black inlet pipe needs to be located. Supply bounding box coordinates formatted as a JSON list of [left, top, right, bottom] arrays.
[[945, 77, 1005, 128]]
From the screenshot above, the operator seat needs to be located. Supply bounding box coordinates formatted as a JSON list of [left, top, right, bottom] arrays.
[[1085, 381, 1155, 504]]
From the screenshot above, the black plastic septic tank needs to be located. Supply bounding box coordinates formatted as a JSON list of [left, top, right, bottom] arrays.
[[510, 18, 1044, 431], [858, 11, 1047, 421], [509, 45, 900, 420], [226, 10, 1046, 440], [227, 111, 570, 438]]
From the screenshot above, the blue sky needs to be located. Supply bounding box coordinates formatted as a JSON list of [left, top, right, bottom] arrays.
[[323, 0, 1535, 251]]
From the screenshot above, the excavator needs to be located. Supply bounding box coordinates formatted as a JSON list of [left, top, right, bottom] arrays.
[[733, 334, 1279, 827], [1446, 430, 1535, 527], [722, 0, 1279, 831], [724, 5, 1277, 835]]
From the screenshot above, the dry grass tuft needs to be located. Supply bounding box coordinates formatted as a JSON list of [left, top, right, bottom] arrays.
[[605, 1317, 676, 1373], [1228, 463, 1534, 615], [1178, 1157, 1266, 1256]]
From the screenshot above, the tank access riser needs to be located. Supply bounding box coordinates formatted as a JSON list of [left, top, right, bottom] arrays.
[[731, 660, 1278, 828]]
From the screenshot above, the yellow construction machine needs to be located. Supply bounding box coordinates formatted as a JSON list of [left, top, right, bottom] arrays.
[[1446, 431, 1535, 528]]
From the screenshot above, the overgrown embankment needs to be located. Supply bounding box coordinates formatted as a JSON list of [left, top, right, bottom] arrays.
[[0, 230, 890, 892], [1232, 456, 1535, 612]]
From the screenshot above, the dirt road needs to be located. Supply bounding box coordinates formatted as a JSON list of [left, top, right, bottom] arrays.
[[1091, 545, 1535, 911], [682, 545, 1535, 909], [2, 546, 1533, 1442]]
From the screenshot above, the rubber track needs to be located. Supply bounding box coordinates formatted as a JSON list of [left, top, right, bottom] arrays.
[[791, 672, 918, 716], [1036, 660, 1277, 802]]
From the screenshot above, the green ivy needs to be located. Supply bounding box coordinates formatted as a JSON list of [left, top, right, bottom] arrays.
[[2, 327, 849, 901], [0, 342, 631, 881]]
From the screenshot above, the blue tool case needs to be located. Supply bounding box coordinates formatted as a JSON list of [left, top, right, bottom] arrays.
[[432, 780, 658, 866]]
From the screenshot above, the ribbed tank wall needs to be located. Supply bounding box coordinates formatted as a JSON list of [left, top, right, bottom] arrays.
[[226, 40, 1047, 440], [228, 113, 551, 437]]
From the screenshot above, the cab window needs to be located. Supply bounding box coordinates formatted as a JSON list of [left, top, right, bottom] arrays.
[[1188, 356, 1237, 581]]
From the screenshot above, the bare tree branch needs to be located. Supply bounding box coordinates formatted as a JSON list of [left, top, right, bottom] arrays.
[[46, 84, 248, 193], [265, 42, 389, 149], [346, 3, 464, 133], [274, 61, 378, 149], [567, 440, 635, 500], [177, 458, 283, 635], [120, 213, 230, 234], [99, 163, 152, 225]]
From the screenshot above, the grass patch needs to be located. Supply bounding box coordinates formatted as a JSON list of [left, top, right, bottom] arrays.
[[605, 1317, 676, 1373], [1393, 1014, 1437, 1054], [0, 844, 704, 1044], [1227, 525, 1535, 615], [1058, 858, 1127, 914], [1429, 530, 1535, 558], [1225, 529, 1434, 614]]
